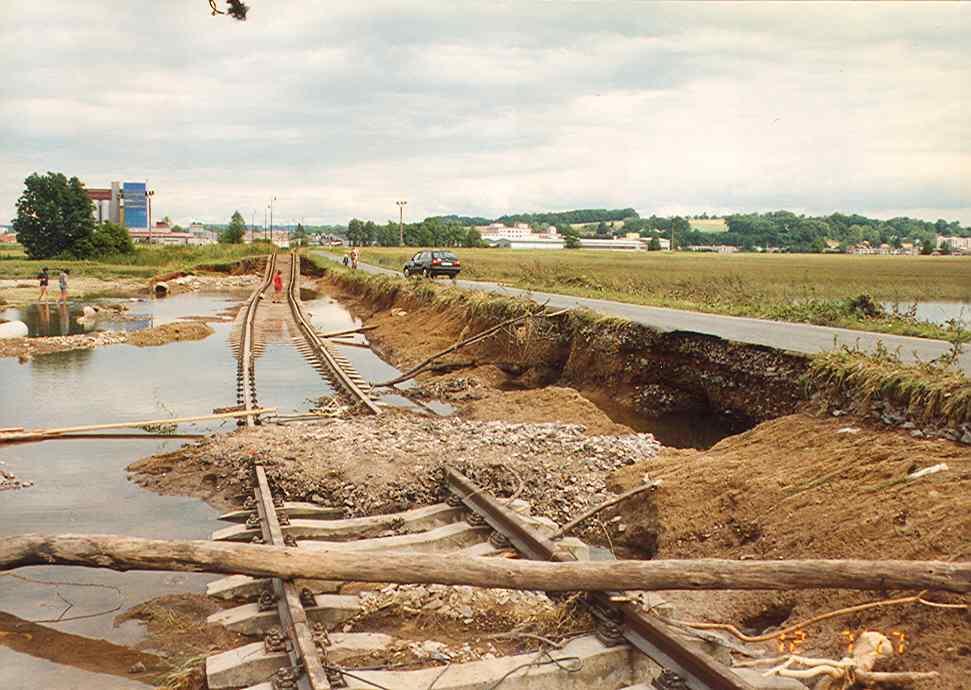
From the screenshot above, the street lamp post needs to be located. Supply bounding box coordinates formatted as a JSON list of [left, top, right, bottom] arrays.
[[269, 196, 277, 245], [396, 200, 407, 246], [146, 189, 155, 244]]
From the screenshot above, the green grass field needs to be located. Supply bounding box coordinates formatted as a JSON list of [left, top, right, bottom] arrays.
[[0, 243, 271, 280], [320, 247, 971, 340]]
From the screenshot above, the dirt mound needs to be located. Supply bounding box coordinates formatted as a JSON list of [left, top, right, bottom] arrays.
[[128, 414, 661, 523], [0, 330, 128, 359], [127, 321, 213, 347], [608, 413, 970, 688]]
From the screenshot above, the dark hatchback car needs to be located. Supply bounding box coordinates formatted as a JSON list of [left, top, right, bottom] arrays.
[[403, 250, 461, 278]]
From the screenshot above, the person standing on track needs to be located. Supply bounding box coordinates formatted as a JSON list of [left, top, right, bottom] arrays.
[[37, 266, 50, 301], [272, 269, 283, 303]]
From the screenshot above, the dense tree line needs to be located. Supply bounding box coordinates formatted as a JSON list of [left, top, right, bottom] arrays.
[[494, 208, 638, 227], [345, 217, 482, 248], [677, 211, 969, 252], [426, 214, 492, 226]]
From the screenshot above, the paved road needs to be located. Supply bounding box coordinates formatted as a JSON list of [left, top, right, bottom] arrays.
[[318, 253, 971, 373]]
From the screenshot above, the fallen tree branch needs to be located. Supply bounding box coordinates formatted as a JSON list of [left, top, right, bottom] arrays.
[[3, 534, 969, 592], [551, 480, 661, 539], [373, 308, 568, 387], [671, 590, 968, 643]]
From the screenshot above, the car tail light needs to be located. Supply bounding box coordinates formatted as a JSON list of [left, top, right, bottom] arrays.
[[454, 260, 461, 266], [432, 259, 441, 265]]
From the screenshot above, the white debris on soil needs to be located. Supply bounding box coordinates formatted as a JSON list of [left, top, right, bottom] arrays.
[[156, 415, 662, 524], [0, 467, 32, 491], [158, 274, 260, 294]]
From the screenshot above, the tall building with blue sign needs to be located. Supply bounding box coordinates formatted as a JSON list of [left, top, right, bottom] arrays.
[[122, 182, 148, 228]]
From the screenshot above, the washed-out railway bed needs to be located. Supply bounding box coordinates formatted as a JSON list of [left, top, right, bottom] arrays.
[[232, 253, 380, 429], [200, 466, 777, 690]]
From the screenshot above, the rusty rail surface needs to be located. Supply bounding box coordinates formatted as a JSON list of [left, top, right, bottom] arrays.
[[285, 252, 381, 414], [253, 464, 332, 689], [444, 467, 754, 690], [237, 253, 277, 427]]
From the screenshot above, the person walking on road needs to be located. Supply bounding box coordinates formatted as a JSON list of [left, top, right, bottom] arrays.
[[37, 267, 50, 301], [350, 247, 360, 270], [57, 269, 69, 303], [272, 269, 283, 303]]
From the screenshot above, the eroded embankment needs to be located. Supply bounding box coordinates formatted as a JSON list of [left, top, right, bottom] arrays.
[[322, 267, 971, 442], [324, 270, 807, 436]]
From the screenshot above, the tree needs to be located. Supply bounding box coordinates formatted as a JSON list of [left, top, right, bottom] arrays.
[[647, 237, 661, 251], [220, 211, 246, 243], [463, 228, 483, 248], [14, 172, 96, 259], [671, 216, 690, 250], [91, 222, 135, 257], [920, 238, 935, 255], [292, 223, 308, 247], [562, 226, 581, 249]]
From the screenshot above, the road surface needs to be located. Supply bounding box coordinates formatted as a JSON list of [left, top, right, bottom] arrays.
[[318, 253, 971, 374]]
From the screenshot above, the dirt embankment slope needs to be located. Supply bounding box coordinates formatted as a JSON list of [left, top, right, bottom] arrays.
[[609, 414, 970, 689], [321, 273, 808, 437]]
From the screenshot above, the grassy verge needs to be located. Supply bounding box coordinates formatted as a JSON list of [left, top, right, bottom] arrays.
[[0, 243, 272, 280], [806, 343, 971, 426], [318, 247, 970, 341]]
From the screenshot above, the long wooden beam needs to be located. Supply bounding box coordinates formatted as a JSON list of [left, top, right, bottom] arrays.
[[3, 534, 969, 593], [0, 408, 277, 443]]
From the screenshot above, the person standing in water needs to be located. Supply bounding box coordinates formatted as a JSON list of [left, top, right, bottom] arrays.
[[37, 267, 50, 301], [58, 269, 69, 303], [272, 269, 283, 302]]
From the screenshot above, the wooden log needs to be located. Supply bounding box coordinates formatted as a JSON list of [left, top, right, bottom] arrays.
[[0, 408, 277, 443], [3, 534, 969, 593], [318, 325, 377, 339]]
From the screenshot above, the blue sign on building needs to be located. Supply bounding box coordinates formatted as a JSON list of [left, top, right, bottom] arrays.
[[122, 182, 148, 228]]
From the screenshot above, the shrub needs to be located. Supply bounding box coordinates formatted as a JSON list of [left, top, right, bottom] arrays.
[[91, 222, 135, 257]]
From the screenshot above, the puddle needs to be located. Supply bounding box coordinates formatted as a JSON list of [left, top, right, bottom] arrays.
[[0, 289, 438, 688]]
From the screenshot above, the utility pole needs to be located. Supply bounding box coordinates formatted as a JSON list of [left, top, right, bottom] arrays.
[[251, 211, 256, 243], [146, 188, 155, 244], [264, 206, 268, 241], [396, 200, 407, 246], [269, 196, 276, 245]]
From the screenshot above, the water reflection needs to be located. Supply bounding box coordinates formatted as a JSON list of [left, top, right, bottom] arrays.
[[0, 302, 152, 337]]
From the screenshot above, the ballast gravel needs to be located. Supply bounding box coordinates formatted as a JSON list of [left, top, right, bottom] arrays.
[[162, 415, 662, 525]]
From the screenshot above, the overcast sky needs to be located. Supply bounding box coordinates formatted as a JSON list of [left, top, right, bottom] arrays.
[[1, 1, 968, 226]]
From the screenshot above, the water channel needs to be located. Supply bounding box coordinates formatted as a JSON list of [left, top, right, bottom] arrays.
[[0, 290, 413, 689]]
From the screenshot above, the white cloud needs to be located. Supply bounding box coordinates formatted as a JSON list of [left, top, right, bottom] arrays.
[[0, 1, 967, 225]]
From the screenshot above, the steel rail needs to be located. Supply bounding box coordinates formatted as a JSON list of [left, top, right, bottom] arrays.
[[238, 253, 277, 427], [284, 253, 381, 415], [253, 465, 332, 689], [444, 467, 753, 690]]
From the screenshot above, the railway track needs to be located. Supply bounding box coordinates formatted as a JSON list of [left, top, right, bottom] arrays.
[[233, 253, 378, 425], [233, 253, 277, 427], [202, 467, 757, 690], [284, 253, 381, 415]]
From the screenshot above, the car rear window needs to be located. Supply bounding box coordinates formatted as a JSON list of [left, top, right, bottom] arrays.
[[433, 252, 458, 259]]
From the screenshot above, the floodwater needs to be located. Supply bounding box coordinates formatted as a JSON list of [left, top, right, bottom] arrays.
[[0, 289, 417, 689], [882, 300, 971, 327]]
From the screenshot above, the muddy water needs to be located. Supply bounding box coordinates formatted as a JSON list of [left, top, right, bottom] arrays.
[[0, 290, 416, 689]]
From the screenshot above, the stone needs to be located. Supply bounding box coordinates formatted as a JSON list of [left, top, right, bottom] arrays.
[[128, 662, 146, 674]]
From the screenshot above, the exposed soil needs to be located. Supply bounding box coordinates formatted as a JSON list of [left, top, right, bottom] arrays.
[[0, 321, 214, 359], [127, 321, 213, 347], [607, 413, 971, 688], [115, 594, 247, 690], [0, 276, 147, 306], [128, 414, 661, 523], [0, 610, 163, 684], [0, 330, 129, 359], [321, 275, 808, 444]]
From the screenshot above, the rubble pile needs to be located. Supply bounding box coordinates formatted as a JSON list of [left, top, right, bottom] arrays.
[[0, 330, 129, 359], [159, 415, 661, 523]]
